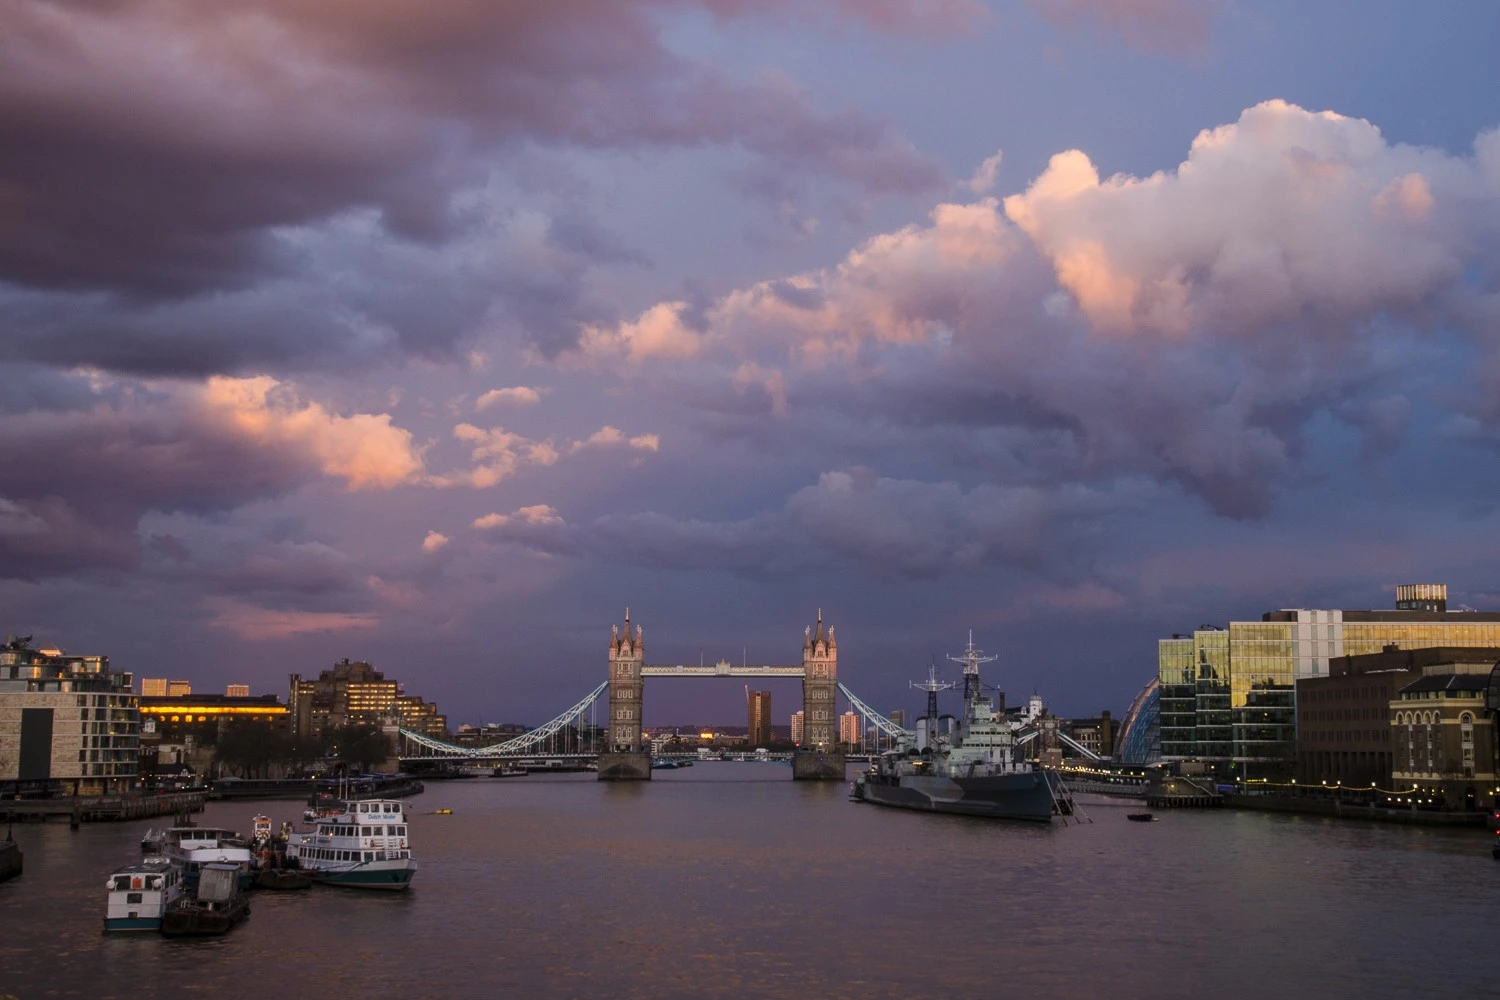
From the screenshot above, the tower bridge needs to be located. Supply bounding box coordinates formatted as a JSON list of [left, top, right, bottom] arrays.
[[396, 609, 914, 780]]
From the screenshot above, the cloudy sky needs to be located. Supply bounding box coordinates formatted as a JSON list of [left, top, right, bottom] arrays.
[[5, 0, 1500, 728]]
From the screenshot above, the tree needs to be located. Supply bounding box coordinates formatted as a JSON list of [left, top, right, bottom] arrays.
[[326, 724, 395, 773]]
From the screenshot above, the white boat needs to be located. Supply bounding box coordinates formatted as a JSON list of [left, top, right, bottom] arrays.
[[103, 857, 183, 932], [160, 827, 255, 890], [284, 798, 416, 890]]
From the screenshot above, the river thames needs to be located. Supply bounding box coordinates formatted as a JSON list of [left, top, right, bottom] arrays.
[[2, 764, 1497, 999]]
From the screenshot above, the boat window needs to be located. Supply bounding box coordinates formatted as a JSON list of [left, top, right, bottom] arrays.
[[113, 876, 131, 891], [126, 892, 142, 904]]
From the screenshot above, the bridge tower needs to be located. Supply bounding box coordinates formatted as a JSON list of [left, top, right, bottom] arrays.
[[792, 609, 846, 780], [598, 609, 651, 780]]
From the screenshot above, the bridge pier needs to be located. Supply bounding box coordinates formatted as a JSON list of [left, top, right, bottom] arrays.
[[792, 750, 846, 781], [596, 751, 652, 781]]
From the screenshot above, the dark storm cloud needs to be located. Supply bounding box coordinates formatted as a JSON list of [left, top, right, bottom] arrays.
[[0, 0, 948, 373], [476, 470, 1140, 580]]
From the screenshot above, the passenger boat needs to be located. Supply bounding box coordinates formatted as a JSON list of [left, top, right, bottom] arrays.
[[103, 857, 182, 932], [160, 826, 255, 890], [852, 635, 1077, 823], [161, 863, 250, 937], [493, 765, 527, 777], [283, 798, 416, 890]]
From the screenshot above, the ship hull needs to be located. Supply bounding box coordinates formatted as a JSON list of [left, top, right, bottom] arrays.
[[856, 770, 1064, 822], [307, 861, 416, 890]]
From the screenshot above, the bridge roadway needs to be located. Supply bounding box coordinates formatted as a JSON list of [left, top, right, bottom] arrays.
[[640, 663, 804, 677]]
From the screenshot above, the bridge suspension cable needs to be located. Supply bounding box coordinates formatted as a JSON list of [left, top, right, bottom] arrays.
[[399, 681, 609, 759], [837, 682, 914, 740], [1014, 726, 1103, 761]]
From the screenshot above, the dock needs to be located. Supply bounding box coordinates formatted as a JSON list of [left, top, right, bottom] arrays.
[[1144, 774, 1223, 809], [2, 791, 205, 824]]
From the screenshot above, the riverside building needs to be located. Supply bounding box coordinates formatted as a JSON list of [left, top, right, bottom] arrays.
[[747, 690, 771, 748], [289, 659, 447, 739], [0, 636, 139, 795], [1159, 585, 1500, 779]]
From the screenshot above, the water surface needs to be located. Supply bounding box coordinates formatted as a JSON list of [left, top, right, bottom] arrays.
[[2, 764, 1497, 999]]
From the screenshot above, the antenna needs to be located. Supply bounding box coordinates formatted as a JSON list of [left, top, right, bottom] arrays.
[[910, 662, 956, 747], [948, 630, 997, 708]]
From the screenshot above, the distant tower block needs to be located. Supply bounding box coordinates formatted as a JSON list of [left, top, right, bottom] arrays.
[[793, 609, 846, 780], [598, 609, 651, 781]]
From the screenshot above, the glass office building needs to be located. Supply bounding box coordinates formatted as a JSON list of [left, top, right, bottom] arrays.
[[1157, 585, 1500, 778]]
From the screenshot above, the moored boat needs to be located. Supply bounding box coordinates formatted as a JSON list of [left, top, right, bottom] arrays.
[[493, 765, 527, 777], [283, 798, 416, 890], [161, 863, 250, 937], [0, 832, 20, 883], [160, 826, 255, 891], [103, 857, 182, 932], [852, 634, 1077, 823]]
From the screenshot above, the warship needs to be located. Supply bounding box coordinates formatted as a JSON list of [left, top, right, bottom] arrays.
[[852, 634, 1075, 822]]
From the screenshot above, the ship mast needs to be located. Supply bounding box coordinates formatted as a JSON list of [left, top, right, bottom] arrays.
[[948, 630, 997, 734], [910, 664, 956, 748]]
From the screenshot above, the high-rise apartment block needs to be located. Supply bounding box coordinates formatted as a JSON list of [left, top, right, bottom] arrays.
[[838, 710, 861, 749], [790, 710, 804, 746], [225, 684, 250, 697], [167, 680, 191, 697], [0, 636, 139, 795], [888, 709, 906, 729], [747, 690, 771, 747], [141, 678, 168, 697], [1158, 584, 1500, 778]]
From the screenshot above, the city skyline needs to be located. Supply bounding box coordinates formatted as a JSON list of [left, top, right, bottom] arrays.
[[5, 1, 1500, 725]]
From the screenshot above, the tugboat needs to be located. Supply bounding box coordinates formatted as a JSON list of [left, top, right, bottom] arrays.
[[249, 815, 313, 890], [103, 857, 182, 932], [283, 798, 416, 890], [852, 634, 1076, 823]]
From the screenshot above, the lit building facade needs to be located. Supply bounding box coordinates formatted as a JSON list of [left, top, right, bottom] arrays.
[[141, 678, 168, 697], [0, 636, 139, 795], [1391, 666, 1497, 808], [838, 710, 861, 749], [225, 684, 250, 698], [1159, 585, 1500, 778], [790, 710, 804, 746], [289, 659, 443, 738], [747, 690, 771, 748], [139, 694, 290, 744]]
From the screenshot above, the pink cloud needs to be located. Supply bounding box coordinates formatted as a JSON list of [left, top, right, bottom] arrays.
[[204, 596, 380, 640]]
